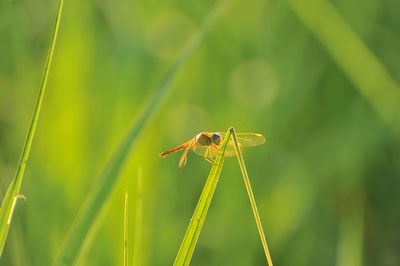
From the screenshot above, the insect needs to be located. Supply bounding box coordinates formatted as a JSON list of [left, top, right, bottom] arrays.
[[159, 131, 265, 167]]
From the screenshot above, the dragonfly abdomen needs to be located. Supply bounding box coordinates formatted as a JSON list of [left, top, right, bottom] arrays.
[[159, 140, 193, 157]]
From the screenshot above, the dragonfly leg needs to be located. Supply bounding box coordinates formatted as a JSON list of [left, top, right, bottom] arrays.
[[210, 144, 219, 161], [207, 144, 220, 163], [204, 146, 214, 164]]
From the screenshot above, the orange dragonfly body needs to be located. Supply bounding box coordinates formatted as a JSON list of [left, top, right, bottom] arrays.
[[160, 131, 265, 167]]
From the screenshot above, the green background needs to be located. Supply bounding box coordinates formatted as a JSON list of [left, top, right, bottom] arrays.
[[1, 0, 400, 265]]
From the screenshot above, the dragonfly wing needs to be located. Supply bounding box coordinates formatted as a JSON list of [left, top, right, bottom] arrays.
[[223, 143, 242, 157], [192, 146, 220, 158], [220, 132, 265, 147], [192, 146, 208, 157], [179, 146, 191, 167], [192, 132, 264, 159], [192, 144, 240, 157]]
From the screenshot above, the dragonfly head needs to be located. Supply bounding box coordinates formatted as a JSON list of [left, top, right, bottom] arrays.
[[210, 133, 222, 145]]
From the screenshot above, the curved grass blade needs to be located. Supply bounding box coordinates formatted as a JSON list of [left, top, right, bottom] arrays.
[[230, 128, 273, 266], [287, 0, 400, 137], [173, 128, 232, 266], [53, 1, 236, 265], [0, 0, 64, 256]]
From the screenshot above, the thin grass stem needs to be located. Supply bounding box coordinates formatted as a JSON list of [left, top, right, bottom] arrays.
[[230, 128, 273, 266], [173, 128, 232, 266]]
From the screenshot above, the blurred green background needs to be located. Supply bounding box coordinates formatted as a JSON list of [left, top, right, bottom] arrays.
[[1, 0, 400, 265]]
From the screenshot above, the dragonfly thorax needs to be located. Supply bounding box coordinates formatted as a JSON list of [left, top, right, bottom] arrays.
[[195, 133, 211, 146]]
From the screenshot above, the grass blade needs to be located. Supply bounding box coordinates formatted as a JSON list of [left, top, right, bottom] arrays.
[[132, 168, 143, 266], [230, 128, 273, 266], [53, 1, 235, 265], [336, 191, 365, 266], [173, 128, 232, 266], [0, 0, 64, 256], [124, 192, 128, 266], [287, 0, 400, 136]]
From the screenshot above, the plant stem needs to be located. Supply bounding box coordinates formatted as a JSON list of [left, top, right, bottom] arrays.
[[0, 0, 64, 256], [230, 127, 273, 266]]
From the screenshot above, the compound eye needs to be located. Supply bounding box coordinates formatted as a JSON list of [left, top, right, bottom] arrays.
[[211, 133, 219, 138], [211, 133, 222, 144]]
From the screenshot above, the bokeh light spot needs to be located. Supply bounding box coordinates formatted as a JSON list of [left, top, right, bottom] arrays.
[[229, 60, 279, 110], [145, 9, 196, 60]]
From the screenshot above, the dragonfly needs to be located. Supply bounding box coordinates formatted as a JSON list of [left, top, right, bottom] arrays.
[[160, 131, 265, 167]]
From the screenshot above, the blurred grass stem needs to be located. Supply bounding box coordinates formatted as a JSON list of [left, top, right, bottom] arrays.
[[287, 0, 400, 136], [133, 168, 143, 266], [124, 192, 128, 266], [53, 0, 236, 264]]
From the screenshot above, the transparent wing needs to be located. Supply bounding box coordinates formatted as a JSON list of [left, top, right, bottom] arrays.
[[220, 132, 265, 147], [192, 132, 265, 158], [192, 144, 240, 158]]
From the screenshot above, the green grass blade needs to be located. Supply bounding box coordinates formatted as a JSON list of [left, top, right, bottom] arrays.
[[124, 192, 128, 266], [230, 128, 273, 266], [336, 191, 365, 266], [0, 0, 64, 256], [287, 0, 400, 136], [173, 128, 232, 266], [132, 168, 143, 266], [53, 1, 235, 265]]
